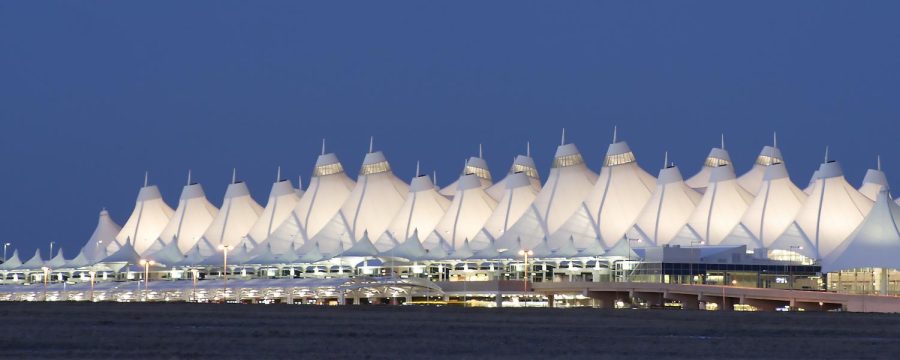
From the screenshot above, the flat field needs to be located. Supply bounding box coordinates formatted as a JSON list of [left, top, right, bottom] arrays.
[[0, 302, 897, 359]]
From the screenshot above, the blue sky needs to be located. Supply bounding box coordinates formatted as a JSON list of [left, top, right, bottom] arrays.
[[1, 1, 899, 257]]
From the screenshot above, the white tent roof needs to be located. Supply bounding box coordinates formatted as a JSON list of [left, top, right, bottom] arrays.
[[0, 250, 21, 271], [486, 154, 541, 200], [16, 249, 45, 270], [779, 161, 874, 259], [626, 164, 702, 246], [553, 141, 656, 249], [679, 165, 754, 246], [101, 238, 141, 265], [246, 179, 301, 248], [725, 163, 806, 249], [144, 237, 185, 265], [439, 156, 493, 197], [340, 231, 380, 257], [46, 249, 67, 268], [823, 190, 900, 272], [859, 168, 890, 201], [423, 174, 498, 253], [374, 174, 450, 253], [310, 151, 409, 255], [496, 143, 597, 251], [173, 244, 206, 267], [263, 153, 356, 254], [159, 182, 219, 254], [81, 208, 122, 262], [199, 180, 263, 250], [804, 170, 821, 195], [384, 229, 429, 261], [470, 172, 538, 250], [64, 250, 91, 269], [685, 147, 732, 193], [737, 145, 784, 196], [115, 184, 175, 256]]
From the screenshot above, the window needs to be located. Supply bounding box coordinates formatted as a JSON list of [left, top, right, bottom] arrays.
[[704, 156, 730, 167], [360, 160, 391, 175], [313, 163, 345, 176], [755, 155, 783, 166], [510, 163, 539, 179], [464, 165, 491, 180], [604, 151, 636, 166], [552, 153, 584, 168]]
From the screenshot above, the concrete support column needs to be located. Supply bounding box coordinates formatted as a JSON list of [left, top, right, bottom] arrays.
[[495, 292, 503, 308], [547, 294, 555, 308]]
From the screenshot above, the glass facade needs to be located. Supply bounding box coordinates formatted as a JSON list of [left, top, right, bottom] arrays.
[[704, 156, 730, 167], [552, 153, 584, 168], [755, 155, 783, 166], [312, 163, 345, 176], [604, 151, 636, 167], [360, 160, 391, 175], [464, 165, 491, 180], [510, 163, 539, 179]]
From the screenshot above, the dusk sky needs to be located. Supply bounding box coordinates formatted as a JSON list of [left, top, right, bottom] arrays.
[[1, 1, 899, 257]]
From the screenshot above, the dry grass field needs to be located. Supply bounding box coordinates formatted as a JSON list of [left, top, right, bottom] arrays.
[[0, 302, 897, 359]]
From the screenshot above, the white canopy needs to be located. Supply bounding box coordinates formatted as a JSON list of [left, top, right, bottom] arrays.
[[486, 154, 541, 200], [439, 156, 493, 197], [470, 172, 538, 250], [264, 153, 356, 254], [144, 237, 185, 265], [200, 180, 263, 250], [100, 238, 141, 267], [159, 182, 219, 254], [675, 165, 754, 246], [374, 174, 450, 253], [423, 174, 498, 253], [246, 179, 301, 248], [16, 249, 45, 270], [859, 168, 890, 201], [737, 145, 784, 196], [81, 208, 122, 262], [774, 161, 874, 259], [553, 141, 656, 249], [64, 250, 92, 269], [496, 143, 598, 251], [0, 250, 21, 271], [823, 190, 900, 272], [625, 164, 702, 246], [685, 147, 732, 193], [804, 170, 821, 195], [724, 163, 806, 249], [115, 184, 175, 256], [46, 249, 67, 268], [310, 150, 409, 255]]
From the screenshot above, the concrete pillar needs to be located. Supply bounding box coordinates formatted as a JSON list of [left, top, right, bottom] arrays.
[[286, 293, 294, 304], [547, 294, 555, 308], [442, 294, 450, 302], [495, 292, 503, 308], [588, 291, 617, 309], [338, 292, 346, 305], [405, 294, 412, 305]]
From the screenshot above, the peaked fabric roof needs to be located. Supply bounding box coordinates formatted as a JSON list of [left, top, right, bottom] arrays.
[[680, 165, 754, 246], [17, 249, 45, 270], [145, 237, 185, 265], [341, 231, 380, 257], [725, 163, 806, 249], [685, 147, 732, 193], [776, 161, 874, 259], [200, 181, 263, 250], [246, 179, 301, 247], [626, 165, 702, 246], [384, 229, 429, 261], [0, 250, 21, 271], [264, 153, 356, 254], [82, 209, 122, 262], [496, 143, 598, 251], [311, 151, 409, 255], [424, 174, 498, 254], [554, 141, 656, 249], [46, 249, 67, 268], [859, 168, 890, 201], [486, 155, 541, 200], [439, 156, 493, 197], [737, 145, 784, 196], [471, 172, 538, 251], [823, 191, 900, 272], [116, 185, 175, 256], [374, 174, 450, 253], [101, 239, 141, 265], [64, 250, 92, 268], [160, 183, 219, 254]]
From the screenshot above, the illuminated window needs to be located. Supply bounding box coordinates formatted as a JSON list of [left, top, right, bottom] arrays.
[[704, 156, 730, 167], [755, 155, 783, 166], [510, 164, 539, 179], [360, 160, 391, 175], [604, 151, 636, 167], [552, 153, 584, 168], [313, 163, 345, 176], [464, 165, 491, 180]]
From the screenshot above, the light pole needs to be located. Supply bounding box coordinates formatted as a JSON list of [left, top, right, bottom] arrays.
[[89, 270, 96, 302], [518, 249, 533, 307], [3, 243, 9, 263], [41, 266, 50, 301], [139, 259, 154, 302], [219, 245, 231, 303], [49, 242, 55, 258], [722, 279, 737, 311], [191, 269, 199, 302]]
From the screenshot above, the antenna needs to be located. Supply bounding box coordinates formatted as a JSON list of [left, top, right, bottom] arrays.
[[276, 166, 282, 182], [433, 171, 437, 186], [878, 155, 882, 171], [664, 151, 668, 169], [526, 141, 531, 157], [144, 171, 149, 187], [298, 175, 303, 190], [824, 146, 829, 162], [478, 144, 483, 158], [369, 136, 374, 153], [561, 128, 566, 146], [415, 161, 420, 177], [720, 133, 725, 150], [232, 168, 237, 184], [773, 131, 778, 148], [321, 138, 326, 155], [187, 169, 192, 186], [613, 125, 617, 143]]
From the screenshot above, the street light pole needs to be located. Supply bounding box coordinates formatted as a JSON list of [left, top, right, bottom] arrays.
[[3, 243, 9, 263], [41, 266, 50, 301], [139, 259, 155, 302], [219, 245, 231, 303], [518, 249, 533, 307], [89, 270, 96, 302], [49, 242, 55, 258]]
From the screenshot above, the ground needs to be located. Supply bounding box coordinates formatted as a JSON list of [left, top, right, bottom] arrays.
[[0, 303, 897, 359]]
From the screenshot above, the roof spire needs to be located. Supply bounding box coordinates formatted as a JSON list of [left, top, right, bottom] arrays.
[[321, 138, 326, 155], [433, 171, 437, 186], [773, 131, 778, 148], [232, 168, 237, 184], [824, 146, 830, 162], [144, 171, 149, 187], [416, 161, 420, 177], [720, 133, 725, 150], [276, 166, 282, 182], [878, 155, 882, 171], [561, 128, 566, 146], [664, 151, 668, 169], [613, 125, 618, 143], [369, 136, 374, 153], [526, 141, 531, 157], [187, 169, 192, 186], [298, 175, 303, 190], [478, 143, 483, 158]]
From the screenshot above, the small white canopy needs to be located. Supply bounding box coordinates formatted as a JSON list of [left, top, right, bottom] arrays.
[[439, 156, 493, 197], [685, 147, 732, 193], [340, 231, 380, 257], [115, 184, 175, 256], [200, 180, 264, 250], [470, 172, 538, 251], [46, 249, 67, 268], [859, 168, 890, 201], [823, 190, 900, 272], [423, 174, 498, 254], [64, 250, 92, 269], [374, 174, 450, 253], [486, 154, 541, 200], [384, 229, 428, 261], [160, 182, 219, 254], [246, 179, 302, 248], [723, 163, 807, 249], [626, 164, 702, 246], [81, 208, 122, 262], [144, 238, 185, 266], [737, 145, 784, 195], [681, 164, 754, 246], [0, 250, 22, 271], [100, 238, 142, 267], [173, 244, 206, 267], [16, 249, 45, 270]]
